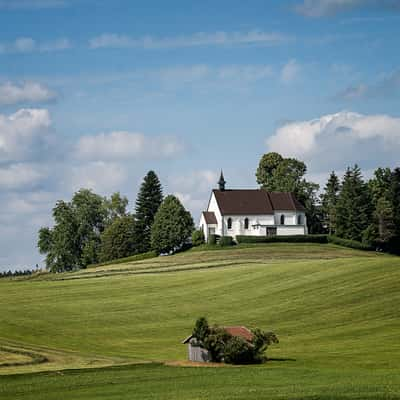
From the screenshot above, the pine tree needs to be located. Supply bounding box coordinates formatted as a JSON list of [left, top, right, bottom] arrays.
[[336, 165, 372, 241], [134, 171, 163, 253], [150, 195, 194, 254], [321, 171, 340, 235]]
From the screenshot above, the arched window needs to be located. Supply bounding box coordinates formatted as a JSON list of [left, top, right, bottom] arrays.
[[244, 218, 249, 230], [280, 214, 285, 225], [297, 215, 302, 225], [227, 218, 232, 229]]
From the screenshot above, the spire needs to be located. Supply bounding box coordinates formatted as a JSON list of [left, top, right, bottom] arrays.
[[218, 170, 226, 191]]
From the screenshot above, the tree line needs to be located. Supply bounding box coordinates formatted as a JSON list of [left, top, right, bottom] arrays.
[[256, 152, 400, 253], [38, 171, 194, 272], [37, 155, 399, 272]]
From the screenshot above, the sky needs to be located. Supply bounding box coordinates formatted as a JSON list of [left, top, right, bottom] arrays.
[[1, 0, 400, 270]]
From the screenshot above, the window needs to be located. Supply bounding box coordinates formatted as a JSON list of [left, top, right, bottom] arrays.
[[266, 227, 277, 237], [280, 214, 285, 225], [297, 215, 302, 225], [244, 218, 249, 230], [227, 218, 232, 230]]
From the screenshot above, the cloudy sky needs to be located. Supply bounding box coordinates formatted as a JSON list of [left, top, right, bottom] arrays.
[[1, 0, 400, 270]]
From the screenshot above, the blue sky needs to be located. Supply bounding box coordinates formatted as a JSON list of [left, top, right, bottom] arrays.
[[1, 0, 400, 270]]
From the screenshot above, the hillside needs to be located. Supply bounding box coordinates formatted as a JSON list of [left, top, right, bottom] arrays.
[[1, 243, 399, 399]]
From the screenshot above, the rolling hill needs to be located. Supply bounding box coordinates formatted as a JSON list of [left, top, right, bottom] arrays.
[[0, 243, 399, 399]]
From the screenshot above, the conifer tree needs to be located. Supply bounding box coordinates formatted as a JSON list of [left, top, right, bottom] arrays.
[[321, 171, 340, 235], [134, 171, 163, 253], [336, 165, 372, 241]]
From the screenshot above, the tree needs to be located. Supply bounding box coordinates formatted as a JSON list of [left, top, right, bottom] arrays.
[[38, 189, 125, 272], [321, 171, 340, 234], [104, 192, 128, 226], [256, 152, 322, 233], [388, 168, 400, 253], [150, 195, 194, 254], [99, 215, 137, 262], [134, 171, 163, 253], [336, 165, 372, 242]]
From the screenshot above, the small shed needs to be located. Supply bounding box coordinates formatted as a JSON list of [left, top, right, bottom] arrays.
[[182, 326, 254, 362]]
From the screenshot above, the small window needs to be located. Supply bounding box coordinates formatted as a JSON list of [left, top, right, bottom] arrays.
[[280, 214, 285, 225], [244, 218, 249, 230], [227, 218, 232, 229], [297, 215, 302, 225]]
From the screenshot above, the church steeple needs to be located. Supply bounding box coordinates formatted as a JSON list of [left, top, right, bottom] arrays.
[[218, 170, 226, 191]]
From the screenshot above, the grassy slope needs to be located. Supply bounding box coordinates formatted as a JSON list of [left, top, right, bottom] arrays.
[[0, 244, 399, 399]]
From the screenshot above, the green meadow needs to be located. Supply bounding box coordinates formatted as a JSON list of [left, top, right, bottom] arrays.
[[1, 243, 400, 399]]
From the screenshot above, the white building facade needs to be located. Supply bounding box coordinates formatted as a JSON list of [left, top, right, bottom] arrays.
[[199, 173, 307, 242]]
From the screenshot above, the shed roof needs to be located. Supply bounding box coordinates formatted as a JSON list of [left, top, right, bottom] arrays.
[[182, 326, 254, 344]]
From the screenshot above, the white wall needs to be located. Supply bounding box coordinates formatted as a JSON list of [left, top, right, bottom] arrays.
[[200, 192, 308, 239]]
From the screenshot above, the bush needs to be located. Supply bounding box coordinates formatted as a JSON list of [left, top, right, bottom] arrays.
[[191, 229, 205, 247], [208, 234, 220, 245], [224, 336, 254, 364], [219, 236, 234, 246], [236, 234, 328, 244], [327, 235, 373, 250]]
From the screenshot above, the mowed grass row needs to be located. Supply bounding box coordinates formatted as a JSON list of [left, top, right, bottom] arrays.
[[0, 244, 399, 398]]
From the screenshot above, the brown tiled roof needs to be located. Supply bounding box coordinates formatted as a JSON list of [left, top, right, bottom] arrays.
[[267, 192, 306, 212], [212, 189, 305, 215], [202, 211, 217, 224], [212, 189, 273, 215], [224, 326, 254, 342], [182, 325, 254, 344]]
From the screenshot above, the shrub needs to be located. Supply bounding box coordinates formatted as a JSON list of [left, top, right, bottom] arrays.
[[327, 235, 373, 251], [191, 229, 205, 247], [224, 336, 254, 364], [219, 235, 234, 246], [208, 234, 220, 245], [236, 234, 328, 244]]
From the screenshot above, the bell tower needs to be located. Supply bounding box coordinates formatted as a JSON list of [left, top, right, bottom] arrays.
[[218, 170, 226, 191]]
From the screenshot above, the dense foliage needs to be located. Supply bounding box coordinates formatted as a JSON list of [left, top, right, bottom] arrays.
[[256, 152, 322, 233], [327, 236, 373, 251], [38, 189, 116, 272], [191, 229, 205, 246], [191, 317, 278, 365], [150, 195, 194, 254], [134, 171, 163, 253], [99, 215, 137, 262]]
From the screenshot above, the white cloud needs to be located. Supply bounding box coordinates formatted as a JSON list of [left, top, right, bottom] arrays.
[[169, 170, 219, 220], [0, 163, 45, 189], [0, 37, 71, 54], [76, 131, 185, 161], [0, 82, 57, 105], [68, 161, 127, 194], [295, 0, 400, 17], [281, 59, 301, 84], [266, 111, 400, 171], [89, 30, 291, 49], [0, 108, 53, 163]]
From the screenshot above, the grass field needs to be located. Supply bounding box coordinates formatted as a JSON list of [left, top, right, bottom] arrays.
[[1, 243, 399, 399]]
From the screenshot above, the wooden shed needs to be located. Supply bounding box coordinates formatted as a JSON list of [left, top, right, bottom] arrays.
[[182, 326, 254, 362]]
